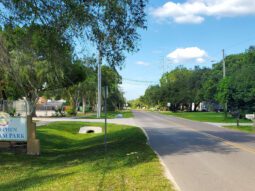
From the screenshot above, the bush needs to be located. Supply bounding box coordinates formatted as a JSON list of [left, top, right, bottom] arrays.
[[65, 106, 77, 116], [54, 107, 66, 117]]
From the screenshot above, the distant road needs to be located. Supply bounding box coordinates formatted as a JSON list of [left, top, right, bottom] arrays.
[[133, 110, 255, 191]]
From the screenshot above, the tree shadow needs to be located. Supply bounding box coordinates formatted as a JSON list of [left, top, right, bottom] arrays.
[[0, 172, 74, 191], [202, 130, 255, 147], [0, 124, 156, 176], [145, 127, 239, 156]]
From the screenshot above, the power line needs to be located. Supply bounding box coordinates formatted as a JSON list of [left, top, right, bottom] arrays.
[[122, 78, 158, 84]]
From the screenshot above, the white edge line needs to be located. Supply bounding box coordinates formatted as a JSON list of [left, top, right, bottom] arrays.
[[134, 120, 181, 191], [154, 150, 181, 191], [36, 116, 181, 190]]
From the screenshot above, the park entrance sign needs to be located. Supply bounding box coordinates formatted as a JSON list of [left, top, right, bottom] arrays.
[[0, 100, 40, 155], [0, 112, 27, 141]]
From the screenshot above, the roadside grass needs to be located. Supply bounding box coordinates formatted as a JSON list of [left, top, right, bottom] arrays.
[[76, 110, 134, 119], [0, 122, 173, 191], [223, 125, 255, 133], [160, 111, 251, 123]]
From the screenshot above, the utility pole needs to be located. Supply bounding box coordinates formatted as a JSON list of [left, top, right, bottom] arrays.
[[222, 49, 226, 78], [97, 49, 102, 118], [222, 49, 228, 118]]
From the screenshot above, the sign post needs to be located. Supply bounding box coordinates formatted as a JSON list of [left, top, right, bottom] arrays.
[[102, 86, 108, 152], [27, 115, 40, 155]]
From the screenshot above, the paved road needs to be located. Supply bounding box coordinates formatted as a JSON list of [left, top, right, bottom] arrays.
[[133, 110, 255, 191]]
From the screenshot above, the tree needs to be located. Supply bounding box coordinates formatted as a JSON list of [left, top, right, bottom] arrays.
[[141, 47, 255, 116], [159, 67, 193, 111], [189, 66, 211, 111], [216, 78, 230, 118], [0, 24, 75, 115], [101, 66, 125, 111], [129, 97, 147, 109], [1, 0, 147, 68], [143, 85, 161, 108]]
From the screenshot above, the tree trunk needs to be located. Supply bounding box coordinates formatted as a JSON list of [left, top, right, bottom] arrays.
[[82, 96, 86, 113], [224, 102, 228, 119], [190, 103, 192, 112], [27, 93, 39, 117], [194, 103, 200, 112], [236, 112, 240, 127], [236, 117, 240, 127]]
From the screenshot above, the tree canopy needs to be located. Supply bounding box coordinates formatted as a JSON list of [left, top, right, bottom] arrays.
[[0, 0, 147, 67], [139, 47, 255, 115]]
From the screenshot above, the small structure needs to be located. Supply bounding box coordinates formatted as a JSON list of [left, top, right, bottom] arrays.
[[36, 98, 66, 117], [79, 126, 102, 134], [116, 114, 123, 118]]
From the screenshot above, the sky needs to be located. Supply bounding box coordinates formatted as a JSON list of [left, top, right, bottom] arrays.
[[119, 0, 255, 100]]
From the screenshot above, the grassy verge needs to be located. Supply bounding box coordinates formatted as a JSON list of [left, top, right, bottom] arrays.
[[76, 110, 134, 119], [161, 111, 251, 123], [0, 122, 173, 191], [223, 125, 255, 133]]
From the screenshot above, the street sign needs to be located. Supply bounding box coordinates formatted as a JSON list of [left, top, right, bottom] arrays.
[[245, 114, 255, 120]]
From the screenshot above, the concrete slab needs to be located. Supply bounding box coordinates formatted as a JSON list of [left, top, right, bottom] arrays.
[[79, 126, 102, 134], [34, 117, 137, 127]]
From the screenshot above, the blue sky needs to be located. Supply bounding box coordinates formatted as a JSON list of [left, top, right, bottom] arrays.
[[119, 0, 255, 100]]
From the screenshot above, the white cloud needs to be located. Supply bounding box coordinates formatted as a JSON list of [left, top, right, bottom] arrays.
[[136, 61, 150, 66], [151, 0, 255, 24], [167, 47, 207, 64]]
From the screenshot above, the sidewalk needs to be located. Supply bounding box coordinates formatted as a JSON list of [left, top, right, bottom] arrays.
[[205, 122, 253, 127]]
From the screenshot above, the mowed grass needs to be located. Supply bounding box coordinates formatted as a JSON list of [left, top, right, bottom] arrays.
[[76, 110, 134, 119], [161, 111, 251, 123], [0, 122, 173, 191], [223, 125, 255, 133]]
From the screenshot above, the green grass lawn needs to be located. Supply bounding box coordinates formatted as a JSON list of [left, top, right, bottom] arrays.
[[0, 122, 173, 191], [223, 125, 255, 133], [76, 110, 134, 119], [161, 111, 251, 123]]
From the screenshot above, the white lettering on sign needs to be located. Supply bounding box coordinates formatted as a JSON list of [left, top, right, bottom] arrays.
[[0, 112, 27, 141], [245, 114, 255, 120]]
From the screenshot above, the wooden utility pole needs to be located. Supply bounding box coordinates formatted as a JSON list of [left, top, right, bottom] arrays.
[[222, 49, 228, 118], [222, 49, 226, 78]]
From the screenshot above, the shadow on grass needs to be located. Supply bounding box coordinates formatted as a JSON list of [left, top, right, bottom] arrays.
[[0, 123, 156, 179], [0, 173, 74, 191]]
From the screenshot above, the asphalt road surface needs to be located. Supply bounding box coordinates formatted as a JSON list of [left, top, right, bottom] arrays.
[[133, 110, 255, 191]]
